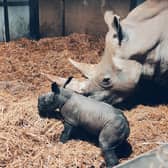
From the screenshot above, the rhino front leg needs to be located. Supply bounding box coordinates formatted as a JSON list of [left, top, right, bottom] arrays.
[[99, 125, 119, 167], [60, 122, 74, 143]]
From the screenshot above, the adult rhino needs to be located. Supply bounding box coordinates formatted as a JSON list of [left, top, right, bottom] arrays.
[[43, 0, 168, 105]]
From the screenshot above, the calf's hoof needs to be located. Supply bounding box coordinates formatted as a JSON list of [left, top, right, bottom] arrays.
[[103, 150, 119, 168], [60, 132, 70, 143]]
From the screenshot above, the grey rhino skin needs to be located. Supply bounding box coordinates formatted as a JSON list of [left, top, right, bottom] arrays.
[[38, 83, 130, 167]]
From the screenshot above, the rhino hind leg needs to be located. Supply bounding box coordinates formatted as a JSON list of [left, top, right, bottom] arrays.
[[60, 122, 74, 143]]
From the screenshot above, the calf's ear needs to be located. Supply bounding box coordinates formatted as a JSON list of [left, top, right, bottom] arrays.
[[51, 82, 60, 94], [113, 16, 123, 46]]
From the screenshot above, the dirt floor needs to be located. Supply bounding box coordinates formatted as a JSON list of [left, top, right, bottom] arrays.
[[0, 33, 168, 168]]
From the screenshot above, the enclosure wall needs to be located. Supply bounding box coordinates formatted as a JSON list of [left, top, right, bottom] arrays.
[[39, 0, 131, 37]]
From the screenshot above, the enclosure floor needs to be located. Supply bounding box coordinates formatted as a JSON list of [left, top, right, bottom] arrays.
[[0, 34, 168, 168]]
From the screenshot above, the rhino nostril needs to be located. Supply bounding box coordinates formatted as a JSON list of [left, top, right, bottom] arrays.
[[103, 77, 111, 83], [100, 76, 112, 88]]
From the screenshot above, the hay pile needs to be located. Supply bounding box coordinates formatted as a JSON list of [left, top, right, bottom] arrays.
[[0, 34, 168, 168]]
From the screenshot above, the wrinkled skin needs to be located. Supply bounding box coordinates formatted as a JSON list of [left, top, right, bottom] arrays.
[[43, 0, 168, 105], [38, 83, 130, 167]]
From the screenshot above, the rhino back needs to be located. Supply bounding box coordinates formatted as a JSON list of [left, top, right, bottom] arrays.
[[61, 93, 126, 135]]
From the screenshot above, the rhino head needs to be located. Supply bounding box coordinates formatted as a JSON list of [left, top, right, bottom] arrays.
[[43, 11, 143, 105], [68, 57, 142, 105]]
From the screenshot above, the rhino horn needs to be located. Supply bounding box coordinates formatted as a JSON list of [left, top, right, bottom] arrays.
[[41, 72, 66, 84], [69, 58, 97, 79], [41, 72, 89, 93]]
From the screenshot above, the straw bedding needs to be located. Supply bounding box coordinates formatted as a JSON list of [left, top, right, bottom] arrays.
[[0, 34, 168, 168]]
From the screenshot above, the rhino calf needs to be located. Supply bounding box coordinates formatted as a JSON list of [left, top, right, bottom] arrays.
[[38, 82, 130, 167]]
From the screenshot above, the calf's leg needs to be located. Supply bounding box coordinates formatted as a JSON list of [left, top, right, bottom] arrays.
[[60, 122, 74, 143], [99, 125, 120, 167], [101, 148, 118, 168]]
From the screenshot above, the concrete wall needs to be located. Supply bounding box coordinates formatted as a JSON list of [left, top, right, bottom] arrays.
[[0, 5, 29, 41], [0, 0, 143, 41], [130, 0, 145, 9], [39, 0, 131, 37], [8, 6, 30, 39], [39, 0, 63, 37], [64, 0, 130, 35], [0, 7, 5, 41]]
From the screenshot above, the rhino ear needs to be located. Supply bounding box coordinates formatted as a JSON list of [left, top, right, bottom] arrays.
[[104, 11, 114, 29], [51, 82, 60, 94], [113, 16, 123, 46]]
